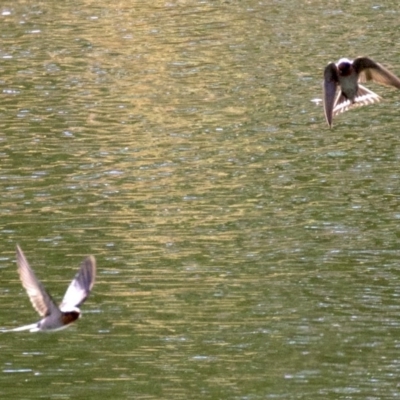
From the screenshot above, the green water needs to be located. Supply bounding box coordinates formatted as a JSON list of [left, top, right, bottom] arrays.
[[1, 1, 400, 399]]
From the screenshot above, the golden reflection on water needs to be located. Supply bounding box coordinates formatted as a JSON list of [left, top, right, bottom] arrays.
[[1, 0, 400, 399]]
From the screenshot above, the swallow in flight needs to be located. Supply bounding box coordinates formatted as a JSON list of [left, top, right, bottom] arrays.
[[323, 57, 400, 127], [5, 245, 96, 332]]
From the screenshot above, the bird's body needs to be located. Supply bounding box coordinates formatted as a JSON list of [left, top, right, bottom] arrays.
[[323, 57, 400, 127], [5, 245, 96, 332]]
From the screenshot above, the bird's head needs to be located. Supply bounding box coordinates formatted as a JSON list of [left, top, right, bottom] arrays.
[[337, 58, 353, 76]]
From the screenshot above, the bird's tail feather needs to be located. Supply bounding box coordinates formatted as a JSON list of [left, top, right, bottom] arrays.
[[333, 84, 381, 116], [2, 323, 39, 332]]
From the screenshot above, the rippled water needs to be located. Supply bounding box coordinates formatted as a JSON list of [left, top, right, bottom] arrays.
[[1, 1, 400, 399]]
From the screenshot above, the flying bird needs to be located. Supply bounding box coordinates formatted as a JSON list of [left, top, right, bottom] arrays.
[[5, 245, 96, 332], [323, 57, 400, 127]]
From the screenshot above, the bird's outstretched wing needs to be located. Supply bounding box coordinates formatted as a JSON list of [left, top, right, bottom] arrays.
[[16, 245, 60, 318], [354, 57, 400, 88], [60, 256, 96, 312], [323, 62, 339, 127]]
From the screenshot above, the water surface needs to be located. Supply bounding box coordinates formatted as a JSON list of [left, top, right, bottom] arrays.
[[1, 1, 400, 399]]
